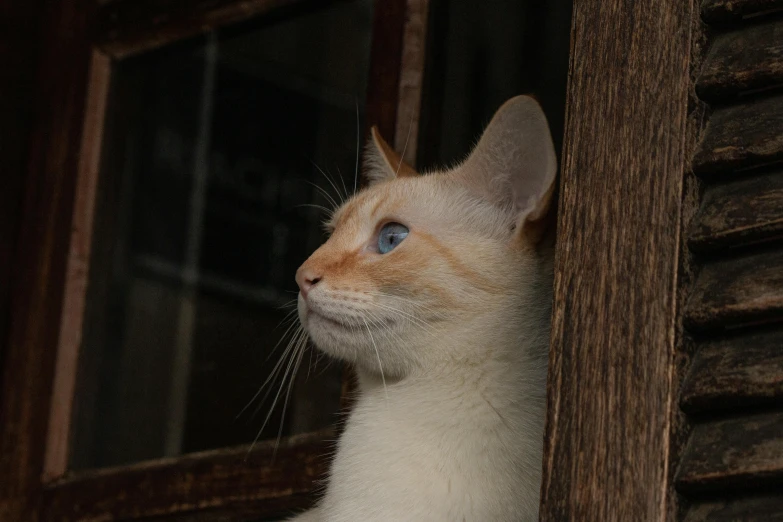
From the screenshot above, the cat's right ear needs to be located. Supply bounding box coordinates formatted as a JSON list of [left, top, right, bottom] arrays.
[[363, 126, 418, 185]]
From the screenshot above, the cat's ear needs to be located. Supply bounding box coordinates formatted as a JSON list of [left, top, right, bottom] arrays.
[[459, 95, 557, 237], [363, 126, 418, 185]]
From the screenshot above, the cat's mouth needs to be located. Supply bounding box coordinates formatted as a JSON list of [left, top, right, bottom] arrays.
[[305, 309, 353, 329]]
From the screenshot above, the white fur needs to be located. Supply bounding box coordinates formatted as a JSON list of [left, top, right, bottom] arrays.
[[288, 96, 556, 522]]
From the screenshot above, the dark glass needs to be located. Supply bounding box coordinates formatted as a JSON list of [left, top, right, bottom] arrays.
[[417, 0, 572, 169], [71, 0, 374, 469]]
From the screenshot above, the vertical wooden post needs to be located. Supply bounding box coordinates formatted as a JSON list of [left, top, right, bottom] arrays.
[[540, 1, 694, 520]]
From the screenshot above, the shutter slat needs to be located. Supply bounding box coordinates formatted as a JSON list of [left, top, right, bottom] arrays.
[[698, 21, 783, 102], [681, 328, 783, 413], [693, 95, 783, 175], [677, 411, 783, 493], [702, 0, 783, 24], [685, 495, 783, 522], [684, 249, 783, 331], [689, 171, 783, 252]]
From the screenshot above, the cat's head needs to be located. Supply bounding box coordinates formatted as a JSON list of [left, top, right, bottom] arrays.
[[296, 95, 556, 378]]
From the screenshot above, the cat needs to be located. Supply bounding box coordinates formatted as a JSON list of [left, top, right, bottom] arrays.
[[288, 95, 556, 521]]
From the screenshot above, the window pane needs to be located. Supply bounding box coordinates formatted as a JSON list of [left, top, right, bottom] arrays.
[[417, 0, 572, 169], [71, 0, 374, 470]]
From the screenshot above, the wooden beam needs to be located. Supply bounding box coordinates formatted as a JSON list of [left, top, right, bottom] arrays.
[[540, 0, 694, 520], [0, 0, 97, 519]]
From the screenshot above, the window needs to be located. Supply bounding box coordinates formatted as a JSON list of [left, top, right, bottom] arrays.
[[3, 0, 710, 520]]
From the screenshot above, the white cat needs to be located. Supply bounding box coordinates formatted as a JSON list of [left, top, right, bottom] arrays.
[[289, 95, 556, 521]]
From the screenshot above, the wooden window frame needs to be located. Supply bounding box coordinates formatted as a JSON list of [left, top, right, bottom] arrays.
[[0, 0, 698, 520], [0, 0, 428, 520]]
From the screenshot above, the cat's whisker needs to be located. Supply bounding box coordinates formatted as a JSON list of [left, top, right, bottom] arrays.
[[364, 301, 437, 334], [365, 310, 407, 348], [248, 328, 308, 456], [306, 181, 340, 211], [273, 336, 308, 459], [312, 160, 347, 203], [353, 98, 360, 194], [237, 324, 304, 421], [296, 203, 335, 217], [335, 164, 350, 204], [395, 113, 414, 177], [362, 316, 388, 402]]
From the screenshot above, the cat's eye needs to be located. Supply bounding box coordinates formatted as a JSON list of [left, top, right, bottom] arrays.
[[377, 222, 409, 254]]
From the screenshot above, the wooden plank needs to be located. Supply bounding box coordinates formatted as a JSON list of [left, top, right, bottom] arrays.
[[677, 411, 783, 493], [97, 0, 317, 58], [392, 0, 429, 165], [540, 0, 692, 520], [685, 494, 783, 522], [681, 328, 783, 412], [364, 0, 407, 142], [697, 20, 783, 102], [689, 171, 783, 252], [41, 430, 333, 521], [702, 0, 783, 24], [43, 51, 112, 483], [693, 95, 783, 176], [0, 0, 97, 520], [684, 249, 783, 332]]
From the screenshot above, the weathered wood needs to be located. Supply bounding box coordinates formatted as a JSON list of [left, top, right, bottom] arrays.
[[97, 0, 315, 58], [698, 20, 783, 102], [41, 430, 333, 521], [689, 171, 783, 252], [392, 0, 429, 165], [685, 494, 783, 522], [693, 95, 783, 175], [540, 0, 692, 520], [677, 411, 783, 493], [680, 328, 783, 412], [702, 0, 783, 23], [684, 249, 783, 331], [0, 0, 96, 520], [364, 0, 407, 143]]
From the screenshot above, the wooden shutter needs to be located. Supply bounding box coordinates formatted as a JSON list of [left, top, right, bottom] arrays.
[[675, 0, 783, 520]]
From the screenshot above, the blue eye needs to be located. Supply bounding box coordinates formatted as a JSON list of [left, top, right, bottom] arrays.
[[377, 222, 409, 254]]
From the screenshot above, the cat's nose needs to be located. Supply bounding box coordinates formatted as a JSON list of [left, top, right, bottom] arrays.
[[296, 266, 322, 299]]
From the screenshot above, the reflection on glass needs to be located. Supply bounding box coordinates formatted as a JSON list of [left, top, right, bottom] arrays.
[[71, 0, 374, 470]]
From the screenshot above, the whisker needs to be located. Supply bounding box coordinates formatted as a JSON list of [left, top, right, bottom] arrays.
[[312, 160, 346, 203], [335, 164, 349, 204], [354, 98, 360, 194], [362, 316, 388, 401], [395, 113, 414, 177], [306, 181, 340, 211], [273, 336, 307, 459]]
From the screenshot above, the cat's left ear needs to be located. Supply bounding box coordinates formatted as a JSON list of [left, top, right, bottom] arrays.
[[459, 95, 557, 237], [363, 126, 418, 185]]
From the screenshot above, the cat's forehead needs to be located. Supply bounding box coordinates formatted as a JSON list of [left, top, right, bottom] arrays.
[[328, 174, 450, 232]]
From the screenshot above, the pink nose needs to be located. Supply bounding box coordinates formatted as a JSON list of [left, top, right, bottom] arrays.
[[296, 267, 322, 298]]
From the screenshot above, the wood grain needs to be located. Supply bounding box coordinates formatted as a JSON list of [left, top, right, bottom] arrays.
[[701, 0, 783, 24], [697, 20, 783, 102], [97, 0, 315, 58], [685, 494, 783, 522], [693, 95, 783, 175], [680, 328, 783, 412], [41, 429, 334, 521], [393, 0, 429, 166], [689, 171, 783, 252], [540, 0, 692, 520], [684, 249, 783, 331], [0, 0, 96, 520], [677, 411, 783, 493]]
